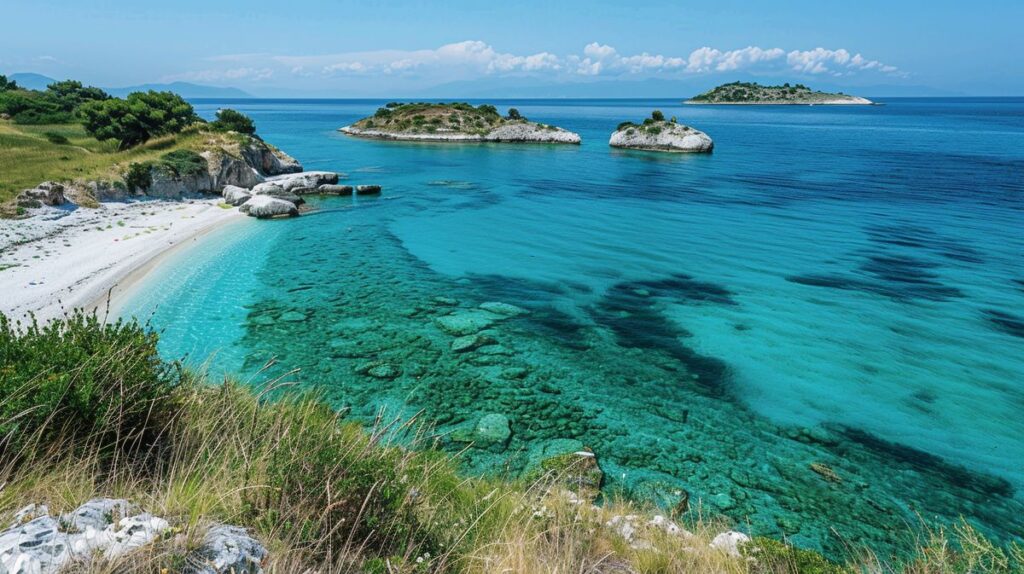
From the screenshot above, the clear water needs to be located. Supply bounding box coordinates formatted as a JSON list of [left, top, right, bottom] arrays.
[[121, 98, 1024, 558]]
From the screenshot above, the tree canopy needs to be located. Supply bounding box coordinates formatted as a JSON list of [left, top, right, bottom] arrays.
[[79, 91, 200, 149], [210, 108, 256, 135]]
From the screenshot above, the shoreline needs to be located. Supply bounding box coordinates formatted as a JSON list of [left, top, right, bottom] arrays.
[[0, 199, 241, 324], [684, 98, 874, 105]]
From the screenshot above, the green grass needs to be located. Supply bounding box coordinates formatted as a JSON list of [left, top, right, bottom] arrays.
[[0, 119, 242, 207]]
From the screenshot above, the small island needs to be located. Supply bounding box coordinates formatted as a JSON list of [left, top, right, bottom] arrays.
[[340, 102, 581, 144], [609, 111, 714, 153], [686, 82, 873, 105]]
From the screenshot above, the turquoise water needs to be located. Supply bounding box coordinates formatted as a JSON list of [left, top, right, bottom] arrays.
[[121, 98, 1024, 558]]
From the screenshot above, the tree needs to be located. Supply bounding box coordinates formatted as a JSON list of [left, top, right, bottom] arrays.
[[506, 107, 523, 120], [45, 80, 110, 112], [80, 91, 199, 149], [0, 75, 17, 91], [211, 108, 256, 134], [651, 110, 665, 122]]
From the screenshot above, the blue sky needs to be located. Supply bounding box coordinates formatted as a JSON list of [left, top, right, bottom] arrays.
[[2, 0, 1021, 96]]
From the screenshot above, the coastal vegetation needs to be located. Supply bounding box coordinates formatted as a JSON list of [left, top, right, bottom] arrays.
[[342, 102, 581, 144], [2, 312, 1021, 573], [687, 82, 872, 105]]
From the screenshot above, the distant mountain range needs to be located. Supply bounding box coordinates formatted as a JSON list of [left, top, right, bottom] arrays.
[[5, 73, 251, 99]]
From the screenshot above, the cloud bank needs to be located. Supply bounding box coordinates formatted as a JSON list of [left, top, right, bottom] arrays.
[[168, 41, 904, 87]]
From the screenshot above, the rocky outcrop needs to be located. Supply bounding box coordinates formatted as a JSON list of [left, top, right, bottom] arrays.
[[340, 122, 581, 145], [239, 141, 302, 176], [609, 122, 714, 153], [355, 185, 382, 196], [239, 195, 299, 218], [266, 171, 339, 193], [710, 531, 751, 557], [250, 183, 304, 206], [316, 184, 353, 195], [0, 499, 169, 573]]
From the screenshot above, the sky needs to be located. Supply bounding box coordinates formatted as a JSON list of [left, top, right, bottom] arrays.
[[2, 0, 1021, 97]]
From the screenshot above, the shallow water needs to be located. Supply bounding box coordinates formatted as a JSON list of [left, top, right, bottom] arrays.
[[121, 98, 1024, 558]]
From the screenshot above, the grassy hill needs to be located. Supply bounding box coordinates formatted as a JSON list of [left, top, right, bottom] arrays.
[[351, 102, 527, 136]]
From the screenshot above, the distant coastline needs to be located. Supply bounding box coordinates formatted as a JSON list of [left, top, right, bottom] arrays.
[[686, 81, 873, 105]]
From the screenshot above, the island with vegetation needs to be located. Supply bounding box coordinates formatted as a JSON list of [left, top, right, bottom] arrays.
[[340, 102, 581, 144], [686, 82, 873, 105], [609, 110, 714, 153]]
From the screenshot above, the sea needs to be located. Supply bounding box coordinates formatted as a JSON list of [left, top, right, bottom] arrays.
[[119, 97, 1024, 559]]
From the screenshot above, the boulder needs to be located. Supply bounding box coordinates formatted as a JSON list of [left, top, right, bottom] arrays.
[[240, 195, 299, 218], [316, 184, 354, 195], [222, 185, 252, 206], [19, 182, 66, 206], [355, 185, 382, 195], [434, 310, 502, 336], [185, 525, 267, 574], [609, 122, 714, 153], [205, 151, 264, 189], [267, 171, 340, 193], [479, 302, 526, 317], [239, 141, 302, 176], [710, 531, 751, 557], [250, 183, 303, 206]]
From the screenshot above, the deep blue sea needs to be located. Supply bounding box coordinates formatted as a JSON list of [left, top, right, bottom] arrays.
[[120, 98, 1024, 558]]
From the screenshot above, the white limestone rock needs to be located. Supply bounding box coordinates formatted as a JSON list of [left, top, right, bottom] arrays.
[[222, 185, 252, 206], [710, 530, 751, 557], [240, 195, 299, 218], [186, 524, 267, 574], [609, 121, 714, 153]]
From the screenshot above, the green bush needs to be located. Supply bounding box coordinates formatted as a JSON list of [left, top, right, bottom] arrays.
[[743, 537, 846, 574], [651, 110, 665, 122], [507, 107, 523, 120], [210, 108, 256, 135], [45, 80, 110, 112], [157, 149, 207, 177], [0, 74, 17, 91], [79, 90, 200, 149], [0, 311, 183, 457], [476, 104, 499, 117], [43, 131, 70, 145], [617, 121, 635, 131], [124, 162, 153, 192]]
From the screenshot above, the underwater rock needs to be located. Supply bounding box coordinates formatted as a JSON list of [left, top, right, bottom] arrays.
[[474, 413, 512, 450], [431, 296, 459, 307], [279, 311, 306, 323], [315, 184, 353, 195], [451, 333, 497, 353], [809, 462, 842, 484], [632, 479, 690, 515], [479, 301, 527, 317], [434, 310, 501, 336], [500, 367, 530, 379], [358, 362, 402, 380]]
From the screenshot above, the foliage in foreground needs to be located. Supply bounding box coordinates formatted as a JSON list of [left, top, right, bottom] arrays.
[[0, 311, 1021, 573]]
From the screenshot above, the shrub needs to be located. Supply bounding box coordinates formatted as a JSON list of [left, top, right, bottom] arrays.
[[617, 121, 635, 131], [80, 91, 200, 149], [743, 537, 846, 574], [45, 80, 110, 112], [0, 74, 17, 91], [43, 131, 70, 144], [210, 108, 256, 135], [507, 107, 523, 120], [157, 149, 208, 178], [373, 107, 392, 118], [651, 110, 665, 121], [476, 104, 499, 117], [124, 162, 153, 192], [0, 311, 182, 458]]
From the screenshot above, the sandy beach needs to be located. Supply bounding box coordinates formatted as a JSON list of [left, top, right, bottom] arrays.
[[0, 199, 241, 324]]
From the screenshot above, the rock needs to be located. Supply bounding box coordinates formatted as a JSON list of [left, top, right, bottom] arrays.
[[474, 413, 512, 449], [267, 171, 339, 192], [250, 183, 304, 205], [185, 524, 267, 574], [484, 123, 582, 144], [316, 184, 354, 195], [240, 195, 299, 219], [205, 150, 264, 190], [500, 367, 530, 380], [355, 185, 382, 196], [222, 185, 252, 206], [19, 182, 66, 206], [0, 498, 170, 574], [609, 121, 714, 153], [451, 333, 497, 353], [432, 296, 459, 307], [357, 361, 402, 380], [279, 311, 306, 322], [479, 302, 526, 317], [239, 141, 302, 176], [434, 310, 501, 336], [710, 531, 751, 557]]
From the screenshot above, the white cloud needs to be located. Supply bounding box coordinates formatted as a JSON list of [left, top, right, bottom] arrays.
[[175, 42, 902, 86]]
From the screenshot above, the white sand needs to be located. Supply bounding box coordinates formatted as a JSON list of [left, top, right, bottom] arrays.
[[0, 199, 240, 324]]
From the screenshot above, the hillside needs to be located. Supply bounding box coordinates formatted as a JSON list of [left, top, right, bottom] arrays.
[[341, 102, 581, 144], [687, 82, 873, 105]]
